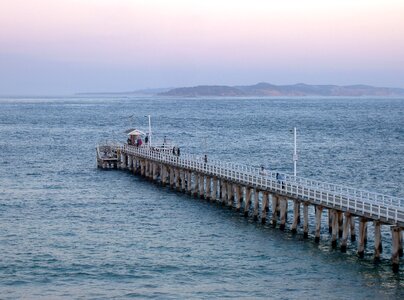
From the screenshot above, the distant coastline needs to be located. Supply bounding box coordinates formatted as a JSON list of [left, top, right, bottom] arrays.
[[76, 82, 404, 97], [159, 83, 404, 97]]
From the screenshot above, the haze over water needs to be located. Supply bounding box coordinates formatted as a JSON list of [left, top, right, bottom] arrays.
[[1, 96, 403, 299]]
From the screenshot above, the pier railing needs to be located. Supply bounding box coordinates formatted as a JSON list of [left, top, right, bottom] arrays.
[[121, 144, 404, 225]]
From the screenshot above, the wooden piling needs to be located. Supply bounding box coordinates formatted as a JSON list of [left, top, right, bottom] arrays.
[[328, 209, 332, 234], [151, 162, 156, 181], [279, 197, 287, 231], [253, 189, 259, 221], [192, 172, 199, 197], [350, 216, 356, 242], [331, 210, 339, 248], [121, 153, 127, 169], [205, 176, 211, 201], [374, 221, 382, 261], [173, 168, 179, 190], [303, 203, 309, 238], [315, 206, 323, 243], [291, 200, 300, 234], [261, 192, 269, 224], [235, 185, 242, 211], [199, 174, 204, 199], [271, 195, 279, 227], [227, 184, 234, 207], [244, 188, 252, 217], [391, 227, 401, 273], [341, 212, 351, 253], [212, 177, 218, 201], [338, 212, 343, 238], [160, 165, 166, 186], [180, 170, 186, 192], [221, 181, 227, 205], [187, 171, 192, 194], [358, 217, 367, 258]]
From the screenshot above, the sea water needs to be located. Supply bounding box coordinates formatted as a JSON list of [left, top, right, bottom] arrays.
[[0, 96, 403, 299]]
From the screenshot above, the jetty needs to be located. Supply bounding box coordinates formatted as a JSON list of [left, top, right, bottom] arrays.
[[96, 134, 404, 273]]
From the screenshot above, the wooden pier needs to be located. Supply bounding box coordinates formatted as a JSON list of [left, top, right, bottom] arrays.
[[97, 143, 404, 273]]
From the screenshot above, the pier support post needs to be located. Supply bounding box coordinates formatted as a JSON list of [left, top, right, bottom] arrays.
[[328, 209, 332, 234], [149, 161, 154, 180], [193, 173, 199, 197], [338, 212, 344, 238], [391, 227, 401, 273], [147, 160, 153, 179], [243, 188, 252, 217], [253, 190, 259, 221], [175, 168, 181, 191], [205, 176, 211, 201], [341, 212, 351, 253], [350, 216, 356, 242], [132, 158, 136, 173], [187, 171, 192, 194], [303, 203, 309, 238], [199, 174, 205, 199], [128, 155, 133, 171], [221, 181, 227, 205], [399, 230, 403, 257], [331, 210, 339, 248], [121, 153, 127, 169], [271, 195, 279, 227], [279, 197, 287, 231], [145, 161, 149, 179], [161, 165, 167, 186], [152, 163, 158, 181], [291, 200, 300, 234], [315, 206, 323, 243], [261, 192, 269, 224], [140, 160, 145, 176], [374, 221, 382, 261], [212, 177, 218, 201], [235, 185, 242, 211], [149, 162, 153, 180], [358, 217, 368, 258], [227, 184, 234, 207], [181, 170, 186, 192], [169, 167, 175, 188]]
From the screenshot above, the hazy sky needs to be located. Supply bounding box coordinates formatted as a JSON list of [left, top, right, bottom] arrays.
[[1, 0, 403, 94]]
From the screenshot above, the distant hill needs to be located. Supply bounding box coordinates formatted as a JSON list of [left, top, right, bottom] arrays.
[[159, 83, 404, 97]]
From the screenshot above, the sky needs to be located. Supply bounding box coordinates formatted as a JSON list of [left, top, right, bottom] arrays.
[[0, 0, 403, 95]]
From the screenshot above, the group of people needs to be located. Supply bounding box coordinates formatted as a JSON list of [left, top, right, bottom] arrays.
[[259, 166, 286, 189], [127, 137, 143, 147], [127, 133, 150, 147]]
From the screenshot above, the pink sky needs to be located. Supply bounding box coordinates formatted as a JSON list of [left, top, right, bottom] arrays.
[[0, 0, 403, 94]]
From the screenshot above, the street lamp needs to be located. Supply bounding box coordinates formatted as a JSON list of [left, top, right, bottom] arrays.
[[292, 127, 298, 177], [145, 115, 152, 146]]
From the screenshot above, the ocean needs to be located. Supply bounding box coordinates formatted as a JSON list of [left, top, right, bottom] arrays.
[[1, 96, 403, 299]]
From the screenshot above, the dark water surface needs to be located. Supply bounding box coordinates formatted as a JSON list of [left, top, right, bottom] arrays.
[[0, 96, 403, 299]]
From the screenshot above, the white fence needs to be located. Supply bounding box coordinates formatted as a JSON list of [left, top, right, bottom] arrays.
[[120, 144, 404, 225]]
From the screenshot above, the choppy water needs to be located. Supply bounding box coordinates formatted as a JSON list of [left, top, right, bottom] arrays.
[[1, 96, 403, 299]]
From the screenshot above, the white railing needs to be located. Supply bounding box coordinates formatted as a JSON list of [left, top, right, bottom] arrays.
[[119, 144, 404, 225]]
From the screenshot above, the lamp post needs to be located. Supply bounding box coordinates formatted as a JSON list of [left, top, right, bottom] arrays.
[[145, 115, 152, 146], [293, 127, 297, 177]]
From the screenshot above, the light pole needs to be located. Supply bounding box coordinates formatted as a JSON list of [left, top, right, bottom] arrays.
[[293, 127, 297, 177], [145, 115, 152, 146]]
